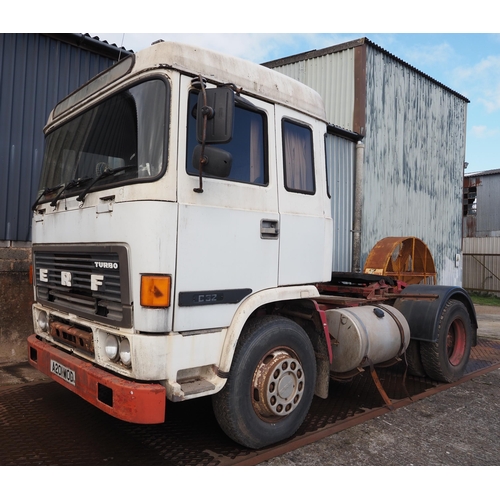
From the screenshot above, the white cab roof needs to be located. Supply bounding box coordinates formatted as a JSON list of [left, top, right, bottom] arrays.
[[135, 41, 327, 122]]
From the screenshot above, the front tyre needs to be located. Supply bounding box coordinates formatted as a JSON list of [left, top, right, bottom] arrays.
[[212, 315, 316, 449], [420, 299, 473, 383]]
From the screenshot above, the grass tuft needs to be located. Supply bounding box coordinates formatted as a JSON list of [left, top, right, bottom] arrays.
[[469, 292, 500, 307]]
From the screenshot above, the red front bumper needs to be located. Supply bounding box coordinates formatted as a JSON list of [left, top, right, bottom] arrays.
[[27, 335, 166, 424]]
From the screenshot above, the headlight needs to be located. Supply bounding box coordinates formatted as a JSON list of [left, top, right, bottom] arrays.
[[37, 310, 49, 332], [104, 335, 120, 361], [119, 338, 132, 367]]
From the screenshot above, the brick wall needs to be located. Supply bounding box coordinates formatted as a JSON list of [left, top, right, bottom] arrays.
[[0, 242, 33, 363]]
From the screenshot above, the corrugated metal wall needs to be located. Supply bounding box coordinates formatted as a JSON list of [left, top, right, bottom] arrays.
[[270, 48, 356, 131], [463, 237, 500, 295], [0, 34, 118, 241], [363, 45, 467, 286], [326, 133, 355, 272]]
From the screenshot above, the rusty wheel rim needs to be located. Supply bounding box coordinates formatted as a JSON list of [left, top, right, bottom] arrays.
[[447, 318, 467, 366], [252, 349, 305, 420]]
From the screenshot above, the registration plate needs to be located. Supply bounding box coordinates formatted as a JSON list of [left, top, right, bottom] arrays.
[[50, 360, 76, 386]]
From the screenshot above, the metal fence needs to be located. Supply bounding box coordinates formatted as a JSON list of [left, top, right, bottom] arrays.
[[463, 237, 500, 296]]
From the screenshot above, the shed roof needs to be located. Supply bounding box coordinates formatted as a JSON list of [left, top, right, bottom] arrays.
[[465, 168, 500, 178], [264, 37, 470, 104], [43, 33, 134, 59]]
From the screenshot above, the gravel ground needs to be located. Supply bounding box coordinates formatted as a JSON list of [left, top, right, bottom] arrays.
[[259, 303, 500, 466], [259, 368, 500, 466]]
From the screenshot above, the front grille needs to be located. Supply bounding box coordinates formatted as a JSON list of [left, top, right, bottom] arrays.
[[34, 245, 131, 328]]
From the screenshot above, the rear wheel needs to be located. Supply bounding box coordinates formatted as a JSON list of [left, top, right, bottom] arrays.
[[404, 339, 427, 378], [420, 300, 472, 383], [212, 315, 316, 449]]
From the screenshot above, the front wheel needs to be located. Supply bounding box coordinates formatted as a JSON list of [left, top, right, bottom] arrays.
[[212, 315, 316, 449], [420, 299, 473, 383]]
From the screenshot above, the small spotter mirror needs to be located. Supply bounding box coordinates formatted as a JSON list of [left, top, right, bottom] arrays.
[[192, 144, 232, 178]]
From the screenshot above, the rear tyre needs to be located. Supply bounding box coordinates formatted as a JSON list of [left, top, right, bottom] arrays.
[[420, 300, 473, 383], [212, 315, 316, 449], [404, 339, 427, 378]]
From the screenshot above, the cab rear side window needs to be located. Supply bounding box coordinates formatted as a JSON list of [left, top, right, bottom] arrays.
[[282, 119, 315, 194]]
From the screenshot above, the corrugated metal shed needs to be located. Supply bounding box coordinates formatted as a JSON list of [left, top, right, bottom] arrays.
[[362, 42, 467, 286], [463, 170, 500, 237], [0, 33, 131, 242], [265, 38, 469, 286]]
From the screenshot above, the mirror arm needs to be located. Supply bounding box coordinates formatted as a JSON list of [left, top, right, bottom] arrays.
[[194, 74, 211, 194]]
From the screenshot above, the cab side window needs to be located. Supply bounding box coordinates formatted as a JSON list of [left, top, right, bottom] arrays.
[[186, 91, 268, 185], [282, 119, 315, 194]]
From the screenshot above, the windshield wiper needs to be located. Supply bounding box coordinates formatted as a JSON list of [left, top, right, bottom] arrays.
[[32, 184, 64, 211], [76, 165, 136, 203], [50, 177, 93, 207]]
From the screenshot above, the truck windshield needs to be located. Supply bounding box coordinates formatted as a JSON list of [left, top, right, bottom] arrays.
[[36, 79, 168, 205]]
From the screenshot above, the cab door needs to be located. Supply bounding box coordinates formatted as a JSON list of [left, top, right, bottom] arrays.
[[174, 78, 279, 332], [275, 107, 333, 286]]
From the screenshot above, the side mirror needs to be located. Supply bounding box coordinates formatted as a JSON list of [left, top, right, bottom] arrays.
[[197, 87, 234, 144], [192, 144, 232, 178]]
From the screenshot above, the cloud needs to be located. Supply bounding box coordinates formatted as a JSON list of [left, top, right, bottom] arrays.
[[455, 55, 500, 80], [470, 125, 500, 139], [454, 55, 500, 113], [478, 86, 500, 113], [400, 42, 455, 68]]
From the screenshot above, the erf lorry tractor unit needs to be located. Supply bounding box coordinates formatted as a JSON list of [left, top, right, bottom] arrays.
[[28, 42, 477, 449]]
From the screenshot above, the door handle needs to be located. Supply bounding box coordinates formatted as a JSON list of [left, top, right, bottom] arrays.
[[261, 219, 279, 239]]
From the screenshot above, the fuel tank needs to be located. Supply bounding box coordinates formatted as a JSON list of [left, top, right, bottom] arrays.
[[326, 305, 410, 373]]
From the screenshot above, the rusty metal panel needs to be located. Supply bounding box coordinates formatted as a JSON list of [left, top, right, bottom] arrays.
[[326, 133, 355, 272], [361, 45, 467, 286], [363, 236, 437, 284], [463, 174, 479, 237]]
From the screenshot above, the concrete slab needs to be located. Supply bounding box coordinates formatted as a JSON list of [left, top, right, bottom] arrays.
[[474, 305, 500, 340]]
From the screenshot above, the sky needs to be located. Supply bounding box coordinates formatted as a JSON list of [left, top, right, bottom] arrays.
[[86, 31, 500, 175]]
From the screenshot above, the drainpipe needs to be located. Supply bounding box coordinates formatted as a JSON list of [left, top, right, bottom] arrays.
[[352, 140, 364, 273]]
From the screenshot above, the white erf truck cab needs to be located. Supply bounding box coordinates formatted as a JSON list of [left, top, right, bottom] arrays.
[[28, 41, 477, 449]]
